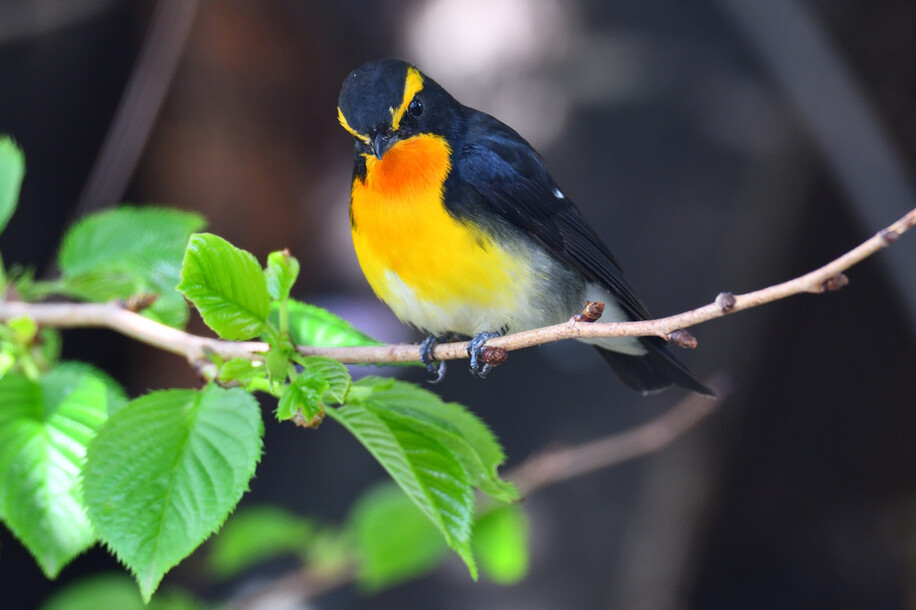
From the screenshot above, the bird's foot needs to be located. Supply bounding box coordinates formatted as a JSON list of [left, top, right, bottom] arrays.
[[467, 331, 502, 378], [420, 336, 447, 384]]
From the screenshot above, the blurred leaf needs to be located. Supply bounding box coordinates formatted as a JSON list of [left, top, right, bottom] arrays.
[[272, 300, 381, 348], [57, 207, 205, 327], [56, 269, 143, 302], [41, 573, 201, 610], [83, 385, 263, 601], [349, 482, 447, 591], [327, 401, 476, 578], [7, 316, 37, 344], [356, 378, 517, 503], [473, 505, 529, 584], [51, 361, 128, 416], [217, 358, 266, 387], [265, 250, 299, 301], [0, 135, 25, 236], [143, 272, 195, 329], [208, 505, 315, 579], [177, 233, 270, 340], [264, 347, 289, 386], [0, 368, 109, 577], [59, 207, 204, 277]]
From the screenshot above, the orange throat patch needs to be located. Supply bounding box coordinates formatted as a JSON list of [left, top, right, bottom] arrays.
[[349, 133, 521, 335]]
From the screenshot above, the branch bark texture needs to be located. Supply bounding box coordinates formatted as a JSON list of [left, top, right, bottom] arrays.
[[1, 206, 912, 367]]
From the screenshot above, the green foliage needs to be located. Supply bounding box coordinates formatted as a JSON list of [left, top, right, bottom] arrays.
[[41, 573, 202, 610], [302, 356, 351, 403], [207, 506, 316, 578], [217, 357, 266, 388], [348, 485, 529, 590], [279, 355, 346, 417], [357, 378, 519, 503], [82, 386, 263, 601], [0, 135, 25, 236], [0, 366, 113, 577], [473, 505, 529, 584], [278, 370, 326, 425], [0, 316, 61, 379], [278, 356, 350, 426], [51, 360, 129, 415], [0, 139, 532, 602], [350, 483, 447, 590], [265, 249, 300, 301], [328, 399, 478, 578], [57, 206, 205, 327], [275, 299, 381, 347], [177, 233, 271, 340]]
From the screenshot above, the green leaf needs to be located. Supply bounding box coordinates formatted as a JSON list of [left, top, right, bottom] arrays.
[[7, 315, 37, 344], [355, 378, 518, 502], [278, 358, 349, 426], [41, 573, 202, 610], [83, 385, 263, 601], [265, 250, 299, 301], [51, 361, 129, 416], [264, 346, 289, 385], [299, 356, 350, 404], [277, 371, 326, 426], [272, 300, 381, 348], [208, 505, 315, 579], [327, 402, 476, 578], [177, 233, 271, 340], [37, 328, 63, 371], [57, 206, 205, 327], [473, 505, 529, 584], [0, 368, 110, 577], [349, 483, 447, 590], [56, 269, 143, 303], [59, 207, 205, 277], [0, 136, 25, 235], [217, 358, 266, 387]]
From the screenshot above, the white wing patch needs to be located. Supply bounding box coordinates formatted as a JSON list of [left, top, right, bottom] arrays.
[[553, 187, 565, 199]]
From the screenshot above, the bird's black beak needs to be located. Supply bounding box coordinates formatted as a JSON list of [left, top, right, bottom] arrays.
[[371, 130, 397, 160]]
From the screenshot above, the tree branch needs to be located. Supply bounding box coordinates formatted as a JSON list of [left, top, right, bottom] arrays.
[[1, 207, 913, 366], [508, 372, 729, 496], [224, 374, 729, 609]]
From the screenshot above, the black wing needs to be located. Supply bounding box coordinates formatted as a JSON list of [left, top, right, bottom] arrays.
[[454, 112, 651, 321]]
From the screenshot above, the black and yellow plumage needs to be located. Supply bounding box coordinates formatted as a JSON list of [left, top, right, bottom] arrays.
[[338, 58, 712, 396]]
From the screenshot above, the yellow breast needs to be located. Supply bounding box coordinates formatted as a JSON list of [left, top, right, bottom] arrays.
[[349, 133, 521, 334]]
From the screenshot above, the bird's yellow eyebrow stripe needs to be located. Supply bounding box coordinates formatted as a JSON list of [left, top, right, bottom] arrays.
[[390, 67, 424, 132], [338, 107, 370, 144]]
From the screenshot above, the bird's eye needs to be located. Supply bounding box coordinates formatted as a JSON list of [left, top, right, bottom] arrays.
[[407, 97, 424, 118]]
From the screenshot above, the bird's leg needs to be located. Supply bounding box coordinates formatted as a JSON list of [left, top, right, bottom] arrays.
[[467, 331, 502, 378], [420, 335, 447, 384]]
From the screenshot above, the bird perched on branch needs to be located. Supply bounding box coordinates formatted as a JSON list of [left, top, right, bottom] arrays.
[[337, 58, 712, 396]]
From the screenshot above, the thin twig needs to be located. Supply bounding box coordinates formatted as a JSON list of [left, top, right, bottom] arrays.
[[1, 207, 913, 366], [73, 0, 200, 217], [224, 563, 354, 610], [0, 301, 265, 365], [225, 374, 728, 609], [508, 373, 729, 496]]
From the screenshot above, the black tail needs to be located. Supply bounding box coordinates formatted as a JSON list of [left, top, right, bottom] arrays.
[[595, 337, 715, 397]]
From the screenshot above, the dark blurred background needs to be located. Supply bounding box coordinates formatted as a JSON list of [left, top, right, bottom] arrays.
[[1, 0, 915, 608]]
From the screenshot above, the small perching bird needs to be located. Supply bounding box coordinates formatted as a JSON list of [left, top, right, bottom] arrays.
[[338, 58, 712, 396]]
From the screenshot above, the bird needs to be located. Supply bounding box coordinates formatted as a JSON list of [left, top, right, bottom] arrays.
[[337, 58, 713, 396]]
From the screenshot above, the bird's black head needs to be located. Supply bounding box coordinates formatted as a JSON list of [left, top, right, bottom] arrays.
[[337, 58, 459, 159]]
